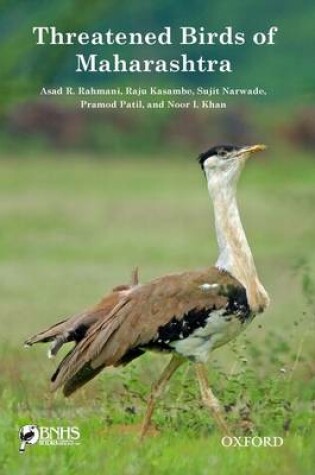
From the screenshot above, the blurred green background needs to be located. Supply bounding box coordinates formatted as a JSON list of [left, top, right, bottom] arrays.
[[1, 1, 315, 474]]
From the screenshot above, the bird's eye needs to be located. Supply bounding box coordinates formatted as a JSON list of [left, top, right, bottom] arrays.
[[218, 149, 228, 158]]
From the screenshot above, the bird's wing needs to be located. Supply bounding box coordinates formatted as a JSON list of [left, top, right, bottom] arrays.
[[51, 267, 242, 395]]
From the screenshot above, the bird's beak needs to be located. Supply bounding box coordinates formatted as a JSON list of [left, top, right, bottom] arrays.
[[238, 144, 267, 158]]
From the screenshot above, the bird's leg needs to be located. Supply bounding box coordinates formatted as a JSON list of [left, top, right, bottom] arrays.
[[140, 355, 184, 440], [195, 363, 231, 436]]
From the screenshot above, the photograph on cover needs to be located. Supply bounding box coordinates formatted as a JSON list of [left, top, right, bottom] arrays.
[[1, 0, 314, 473]]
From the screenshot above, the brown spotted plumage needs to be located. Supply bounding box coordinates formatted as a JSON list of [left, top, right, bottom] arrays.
[[49, 268, 248, 396]]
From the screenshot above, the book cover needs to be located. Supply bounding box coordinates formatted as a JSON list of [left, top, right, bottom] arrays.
[[1, 1, 314, 473]]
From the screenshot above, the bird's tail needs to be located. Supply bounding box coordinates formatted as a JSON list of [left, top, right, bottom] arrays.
[[24, 268, 139, 360], [24, 312, 98, 358]]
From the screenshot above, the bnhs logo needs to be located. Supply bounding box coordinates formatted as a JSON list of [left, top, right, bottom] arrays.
[[18, 424, 80, 453], [19, 425, 40, 453]]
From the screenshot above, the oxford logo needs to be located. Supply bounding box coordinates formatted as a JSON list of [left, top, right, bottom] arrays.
[[18, 424, 80, 453], [221, 436, 284, 448]]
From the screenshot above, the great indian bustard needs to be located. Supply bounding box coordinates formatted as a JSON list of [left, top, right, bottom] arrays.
[[25, 144, 269, 437]]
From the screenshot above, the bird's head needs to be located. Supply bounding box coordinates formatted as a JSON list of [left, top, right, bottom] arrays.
[[199, 144, 266, 191]]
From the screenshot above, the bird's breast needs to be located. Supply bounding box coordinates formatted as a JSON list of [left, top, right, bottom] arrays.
[[141, 284, 254, 362], [143, 285, 254, 363], [169, 310, 254, 362]]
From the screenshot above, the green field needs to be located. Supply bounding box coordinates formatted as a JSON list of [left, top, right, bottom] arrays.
[[1, 151, 315, 474]]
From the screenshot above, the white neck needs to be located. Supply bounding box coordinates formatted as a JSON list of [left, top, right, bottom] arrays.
[[207, 173, 269, 312]]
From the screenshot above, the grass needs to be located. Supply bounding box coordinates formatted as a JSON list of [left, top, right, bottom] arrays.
[[0, 150, 315, 474]]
